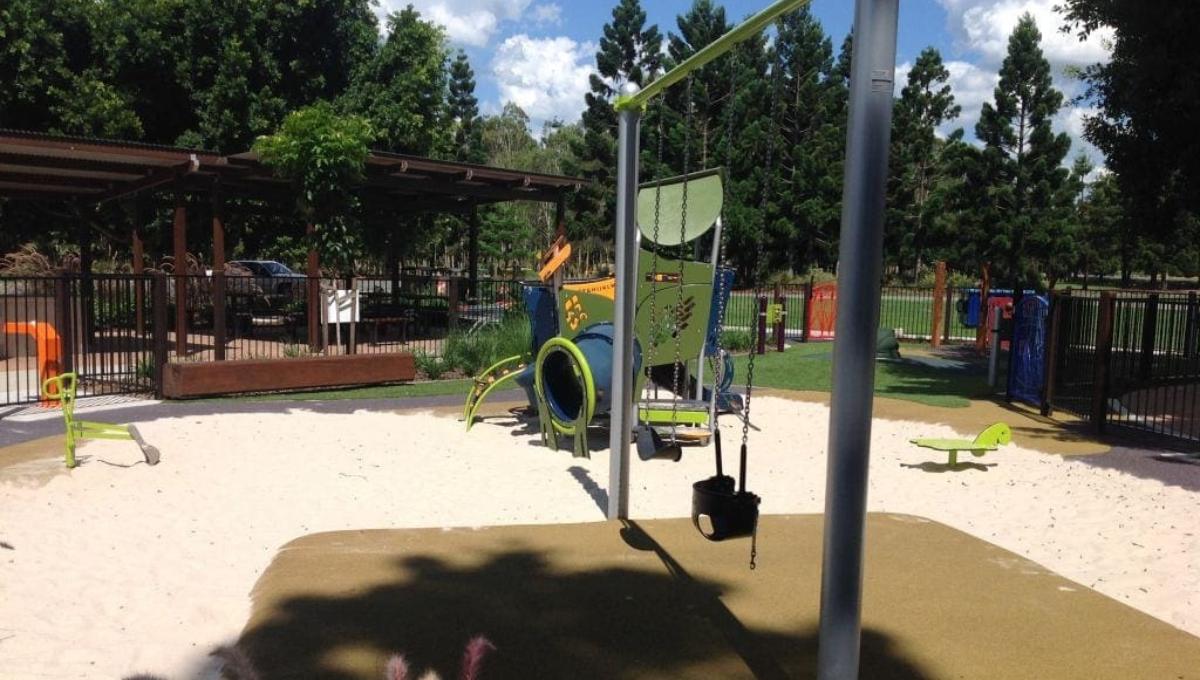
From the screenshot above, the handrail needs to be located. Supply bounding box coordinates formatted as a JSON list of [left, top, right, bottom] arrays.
[[613, 0, 811, 112]]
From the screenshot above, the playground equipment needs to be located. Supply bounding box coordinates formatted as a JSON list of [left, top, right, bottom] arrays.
[[910, 422, 1012, 466], [41, 373, 160, 468], [4, 321, 63, 405]]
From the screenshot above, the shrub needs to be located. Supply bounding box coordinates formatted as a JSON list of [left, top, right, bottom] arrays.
[[414, 350, 447, 380], [442, 311, 531, 377], [720, 329, 754, 352]]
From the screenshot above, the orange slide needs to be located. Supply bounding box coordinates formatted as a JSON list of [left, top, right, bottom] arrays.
[[4, 321, 63, 403]]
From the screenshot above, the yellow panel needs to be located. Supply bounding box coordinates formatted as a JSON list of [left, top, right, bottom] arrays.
[[563, 276, 616, 301]]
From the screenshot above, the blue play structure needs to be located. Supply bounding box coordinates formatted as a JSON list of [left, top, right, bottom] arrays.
[[1007, 294, 1050, 406]]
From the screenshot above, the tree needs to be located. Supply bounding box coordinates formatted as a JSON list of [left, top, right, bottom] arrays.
[[887, 47, 960, 281], [568, 0, 662, 245], [254, 102, 374, 275], [341, 7, 448, 155], [1060, 1, 1200, 284], [1074, 170, 1122, 288], [971, 14, 1071, 286], [448, 50, 485, 163]]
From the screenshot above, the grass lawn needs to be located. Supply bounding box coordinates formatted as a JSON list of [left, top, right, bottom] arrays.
[[733, 342, 994, 408], [218, 378, 473, 402]]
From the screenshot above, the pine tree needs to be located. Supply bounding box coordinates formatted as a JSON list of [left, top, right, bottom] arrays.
[[567, 0, 662, 247], [887, 47, 960, 281], [972, 14, 1071, 286], [448, 50, 485, 163]]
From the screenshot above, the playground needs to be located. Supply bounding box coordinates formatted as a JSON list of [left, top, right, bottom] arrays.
[[1, 390, 1198, 678], [1, 0, 1199, 678]]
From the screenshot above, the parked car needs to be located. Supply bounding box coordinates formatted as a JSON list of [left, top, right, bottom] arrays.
[[228, 260, 306, 296]]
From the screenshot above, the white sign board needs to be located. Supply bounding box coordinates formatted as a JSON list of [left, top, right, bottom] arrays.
[[324, 289, 360, 324]]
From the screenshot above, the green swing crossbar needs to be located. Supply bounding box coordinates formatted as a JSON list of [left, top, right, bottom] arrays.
[[638, 399, 711, 428], [910, 422, 1012, 466], [41, 373, 160, 469]]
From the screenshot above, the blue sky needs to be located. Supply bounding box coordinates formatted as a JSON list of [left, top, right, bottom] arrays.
[[375, 0, 1111, 165]]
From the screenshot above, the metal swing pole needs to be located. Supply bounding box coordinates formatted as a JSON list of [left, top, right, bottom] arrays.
[[816, 0, 899, 678], [607, 81, 642, 520]]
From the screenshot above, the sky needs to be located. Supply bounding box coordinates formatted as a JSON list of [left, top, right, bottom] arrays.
[[372, 0, 1112, 167]]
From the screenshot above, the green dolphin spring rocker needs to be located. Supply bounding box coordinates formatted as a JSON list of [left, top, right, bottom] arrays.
[[910, 422, 1012, 466]]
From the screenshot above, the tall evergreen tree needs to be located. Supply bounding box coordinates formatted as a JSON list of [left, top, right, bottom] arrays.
[[341, 7, 448, 155], [971, 14, 1071, 286], [886, 47, 960, 281], [567, 0, 662, 246], [1061, 1, 1200, 283], [447, 50, 485, 163]]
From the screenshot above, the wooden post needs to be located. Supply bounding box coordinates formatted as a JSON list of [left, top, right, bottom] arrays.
[[347, 277, 358, 355], [943, 284, 953, 343], [77, 213, 95, 355], [756, 295, 768, 355], [132, 197, 146, 337], [1185, 292, 1198, 359], [54, 275, 74, 376], [1041, 291, 1066, 416], [1091, 292, 1116, 432], [306, 223, 321, 352], [172, 192, 188, 358], [467, 206, 480, 300], [1139, 292, 1159, 381], [447, 277, 462, 329], [211, 182, 227, 361], [930, 261, 947, 348], [152, 272, 169, 399], [975, 263, 991, 353]]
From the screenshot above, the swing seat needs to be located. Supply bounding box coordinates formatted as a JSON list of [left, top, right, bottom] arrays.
[[637, 399, 710, 428], [692, 474, 760, 541], [636, 425, 683, 462]]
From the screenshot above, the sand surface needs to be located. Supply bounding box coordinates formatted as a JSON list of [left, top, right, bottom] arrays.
[[0, 396, 1197, 678]]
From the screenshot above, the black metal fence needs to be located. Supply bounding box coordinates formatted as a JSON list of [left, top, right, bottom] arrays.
[[1046, 291, 1200, 447], [1, 273, 523, 406]]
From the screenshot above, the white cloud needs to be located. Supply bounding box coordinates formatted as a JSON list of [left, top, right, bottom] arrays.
[[530, 3, 563, 27], [935, 0, 1111, 167], [894, 59, 999, 139], [376, 0, 532, 47], [491, 34, 594, 130], [937, 0, 1112, 67]]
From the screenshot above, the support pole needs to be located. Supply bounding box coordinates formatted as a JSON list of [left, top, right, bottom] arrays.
[[607, 83, 642, 520], [211, 181, 227, 361], [931, 261, 947, 348], [132, 197, 146, 337], [307, 223, 320, 352], [817, 1, 899, 678], [468, 205, 480, 300], [172, 191, 188, 358]]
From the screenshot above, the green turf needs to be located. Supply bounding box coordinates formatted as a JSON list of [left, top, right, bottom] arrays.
[[216, 378, 473, 402], [733, 343, 994, 408]]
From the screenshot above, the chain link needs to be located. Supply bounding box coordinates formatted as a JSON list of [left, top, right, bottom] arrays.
[[644, 94, 667, 409], [741, 33, 785, 451], [668, 75, 695, 443]]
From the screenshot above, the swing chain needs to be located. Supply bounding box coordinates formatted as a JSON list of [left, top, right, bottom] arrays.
[[710, 51, 738, 397], [740, 33, 785, 451], [644, 94, 668, 398], [668, 74, 695, 442]]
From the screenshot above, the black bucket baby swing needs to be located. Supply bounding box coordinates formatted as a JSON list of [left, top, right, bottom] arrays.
[[633, 63, 780, 566]]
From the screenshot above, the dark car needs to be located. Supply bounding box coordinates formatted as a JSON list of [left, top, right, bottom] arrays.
[[229, 260, 306, 296]]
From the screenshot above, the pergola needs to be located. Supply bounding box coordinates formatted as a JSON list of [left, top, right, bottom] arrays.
[[0, 129, 586, 355]]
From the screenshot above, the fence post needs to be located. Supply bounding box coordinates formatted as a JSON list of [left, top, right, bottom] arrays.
[[1186, 292, 1198, 359], [1139, 292, 1159, 381], [943, 284, 953, 343], [801, 277, 813, 342], [54, 275, 74, 375], [1041, 291, 1066, 416], [756, 295, 767, 355], [930, 261, 946, 348], [774, 283, 786, 351], [348, 276, 358, 355], [152, 273, 168, 399], [1091, 291, 1116, 432]]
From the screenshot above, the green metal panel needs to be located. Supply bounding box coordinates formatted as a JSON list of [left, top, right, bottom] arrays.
[[637, 169, 723, 246], [635, 251, 714, 367]]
